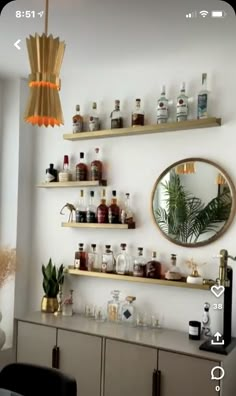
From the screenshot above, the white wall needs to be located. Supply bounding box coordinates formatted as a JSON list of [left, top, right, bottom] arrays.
[[25, 13, 236, 337]]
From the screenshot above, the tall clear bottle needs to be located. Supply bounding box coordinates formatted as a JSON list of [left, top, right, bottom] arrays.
[[110, 100, 123, 129], [91, 147, 103, 181], [116, 243, 132, 275], [89, 102, 100, 131], [72, 104, 83, 133], [97, 189, 108, 223], [197, 73, 208, 119], [157, 85, 169, 124], [101, 245, 115, 273], [121, 296, 136, 325], [131, 98, 144, 126], [75, 189, 86, 223], [88, 244, 99, 271], [108, 190, 120, 224], [121, 193, 134, 225], [75, 152, 88, 181], [107, 290, 121, 322], [133, 247, 146, 277], [86, 191, 97, 223], [176, 82, 188, 122], [58, 155, 72, 182]]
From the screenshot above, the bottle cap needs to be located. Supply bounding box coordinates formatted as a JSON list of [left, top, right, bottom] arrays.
[[105, 244, 111, 249], [80, 152, 84, 158], [92, 102, 97, 109], [76, 104, 80, 111], [121, 243, 127, 248], [180, 82, 185, 91], [112, 190, 116, 197], [126, 296, 136, 302], [80, 189, 84, 197], [64, 155, 69, 164], [95, 147, 99, 154], [49, 163, 54, 168], [115, 100, 120, 105], [79, 243, 84, 248], [91, 243, 96, 248], [161, 85, 166, 94], [152, 251, 157, 258], [102, 189, 106, 198], [125, 193, 130, 198], [90, 191, 94, 197], [136, 98, 141, 102], [138, 247, 143, 251]]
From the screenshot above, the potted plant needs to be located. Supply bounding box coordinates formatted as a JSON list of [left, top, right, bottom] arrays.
[[41, 258, 64, 313]]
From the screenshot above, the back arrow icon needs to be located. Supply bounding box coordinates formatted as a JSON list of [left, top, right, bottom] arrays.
[[14, 39, 21, 50]]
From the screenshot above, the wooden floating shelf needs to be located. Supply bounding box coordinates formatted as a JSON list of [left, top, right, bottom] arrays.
[[63, 117, 221, 141], [65, 268, 211, 290], [36, 180, 107, 188], [61, 222, 136, 229]]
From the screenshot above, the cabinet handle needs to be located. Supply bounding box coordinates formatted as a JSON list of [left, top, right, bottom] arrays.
[[156, 370, 161, 396], [56, 346, 60, 369], [152, 369, 157, 396], [52, 346, 57, 368]]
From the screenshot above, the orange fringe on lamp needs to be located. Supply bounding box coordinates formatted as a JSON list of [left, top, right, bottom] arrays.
[[175, 162, 196, 175]]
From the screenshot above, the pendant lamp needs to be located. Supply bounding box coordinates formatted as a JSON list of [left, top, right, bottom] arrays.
[[175, 162, 196, 175], [24, 0, 65, 127]]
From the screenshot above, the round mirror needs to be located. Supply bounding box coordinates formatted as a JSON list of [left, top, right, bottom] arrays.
[[151, 158, 236, 247]]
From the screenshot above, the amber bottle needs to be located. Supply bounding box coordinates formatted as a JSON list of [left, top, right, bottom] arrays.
[[146, 251, 161, 279], [97, 189, 108, 223], [76, 152, 88, 181], [74, 243, 88, 271], [91, 148, 103, 181], [108, 190, 120, 224]]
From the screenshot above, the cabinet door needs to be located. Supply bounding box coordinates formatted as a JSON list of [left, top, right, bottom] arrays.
[[158, 350, 219, 396], [104, 339, 157, 396], [57, 329, 102, 396], [17, 321, 56, 367]]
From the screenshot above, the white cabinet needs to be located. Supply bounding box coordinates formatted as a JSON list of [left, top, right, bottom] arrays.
[[104, 339, 157, 396]]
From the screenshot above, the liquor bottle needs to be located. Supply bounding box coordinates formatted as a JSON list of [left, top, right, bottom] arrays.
[[91, 147, 103, 181], [97, 189, 108, 223], [74, 243, 88, 270], [122, 193, 134, 225], [110, 100, 123, 129], [108, 190, 120, 224], [146, 251, 161, 279], [176, 82, 188, 122], [75, 152, 88, 181], [89, 102, 100, 131], [107, 290, 121, 322], [157, 85, 169, 124], [116, 243, 132, 275], [197, 73, 208, 119], [45, 163, 58, 182], [72, 104, 83, 133], [88, 244, 99, 271], [101, 245, 115, 273], [165, 254, 182, 281], [131, 98, 144, 127], [75, 189, 86, 223], [86, 191, 97, 223], [121, 296, 136, 325], [58, 155, 72, 182], [133, 247, 146, 277]]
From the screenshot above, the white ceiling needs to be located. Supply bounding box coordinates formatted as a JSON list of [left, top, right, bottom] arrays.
[[0, 0, 234, 78]]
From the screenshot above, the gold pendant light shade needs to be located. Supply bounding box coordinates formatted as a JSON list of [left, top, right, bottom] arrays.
[[24, 34, 65, 127]]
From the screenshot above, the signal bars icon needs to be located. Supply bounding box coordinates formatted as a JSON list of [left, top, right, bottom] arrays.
[[186, 11, 197, 18]]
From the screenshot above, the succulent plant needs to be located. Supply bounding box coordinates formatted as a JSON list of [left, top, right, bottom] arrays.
[[42, 258, 64, 298]]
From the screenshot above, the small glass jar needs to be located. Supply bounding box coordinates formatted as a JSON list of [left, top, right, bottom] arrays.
[[133, 247, 146, 277], [165, 254, 182, 281], [62, 303, 73, 316], [107, 290, 121, 322], [121, 296, 136, 325]]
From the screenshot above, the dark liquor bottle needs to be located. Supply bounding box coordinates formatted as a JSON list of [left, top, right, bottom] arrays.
[[86, 191, 97, 223], [97, 189, 108, 223], [75, 189, 86, 223], [91, 148, 103, 181], [108, 190, 120, 224], [131, 98, 144, 127], [74, 243, 88, 270], [146, 251, 161, 279], [110, 100, 123, 129], [45, 163, 58, 182], [76, 152, 88, 181]]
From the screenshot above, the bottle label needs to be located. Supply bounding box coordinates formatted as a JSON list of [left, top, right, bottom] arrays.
[[189, 325, 199, 336], [97, 209, 108, 223], [91, 164, 102, 180], [132, 114, 144, 126], [157, 101, 168, 122], [45, 172, 55, 182], [123, 309, 132, 319], [89, 117, 100, 131], [133, 264, 144, 277], [73, 120, 83, 133], [197, 94, 208, 119], [58, 172, 70, 182], [86, 210, 96, 223], [111, 118, 123, 129], [176, 99, 188, 120], [74, 259, 80, 269], [76, 210, 86, 223], [76, 168, 86, 181]]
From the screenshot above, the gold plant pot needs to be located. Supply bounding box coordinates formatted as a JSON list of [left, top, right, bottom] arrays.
[[41, 296, 58, 313]]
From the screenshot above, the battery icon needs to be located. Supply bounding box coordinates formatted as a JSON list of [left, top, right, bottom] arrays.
[[211, 10, 226, 17]]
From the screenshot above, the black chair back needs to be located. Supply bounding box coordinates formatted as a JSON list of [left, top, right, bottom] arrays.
[[0, 362, 77, 396]]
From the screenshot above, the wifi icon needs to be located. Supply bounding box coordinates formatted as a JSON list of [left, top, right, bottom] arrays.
[[199, 10, 209, 17]]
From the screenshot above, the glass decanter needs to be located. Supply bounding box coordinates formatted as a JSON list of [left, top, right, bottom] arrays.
[[107, 290, 121, 322], [115, 243, 131, 275], [121, 296, 136, 325], [88, 244, 99, 272], [165, 253, 182, 281], [101, 245, 115, 273], [133, 247, 146, 277]]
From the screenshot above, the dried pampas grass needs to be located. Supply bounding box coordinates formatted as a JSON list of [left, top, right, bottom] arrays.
[[0, 247, 16, 287]]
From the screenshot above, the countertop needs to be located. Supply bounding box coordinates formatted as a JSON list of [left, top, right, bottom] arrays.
[[15, 312, 228, 362]]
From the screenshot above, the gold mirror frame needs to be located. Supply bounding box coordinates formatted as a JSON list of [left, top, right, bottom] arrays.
[[151, 157, 236, 247]]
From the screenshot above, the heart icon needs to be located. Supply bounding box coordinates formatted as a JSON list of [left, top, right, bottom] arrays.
[[211, 285, 225, 298]]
